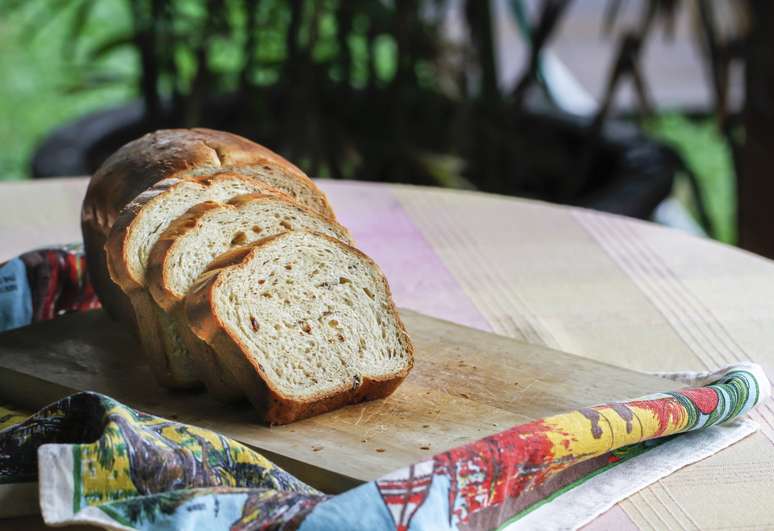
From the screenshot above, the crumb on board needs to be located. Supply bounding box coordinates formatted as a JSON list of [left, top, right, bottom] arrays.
[[375, 448, 386, 453]]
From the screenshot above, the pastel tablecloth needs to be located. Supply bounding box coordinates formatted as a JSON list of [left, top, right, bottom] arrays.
[[2, 177, 774, 529]]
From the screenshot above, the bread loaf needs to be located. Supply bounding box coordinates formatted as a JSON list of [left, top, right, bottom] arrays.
[[185, 231, 414, 424], [85, 128, 414, 423], [146, 193, 353, 400], [105, 173, 287, 387], [81, 128, 332, 328]]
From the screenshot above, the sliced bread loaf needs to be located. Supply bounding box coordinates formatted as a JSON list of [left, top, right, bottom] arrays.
[[105, 173, 288, 388], [82, 128, 333, 330], [146, 193, 353, 401], [185, 231, 414, 424]]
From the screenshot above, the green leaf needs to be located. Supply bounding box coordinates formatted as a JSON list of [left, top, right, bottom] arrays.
[[60, 71, 131, 94], [87, 31, 136, 61], [18, 0, 71, 43], [0, 0, 31, 16], [62, 0, 97, 60]]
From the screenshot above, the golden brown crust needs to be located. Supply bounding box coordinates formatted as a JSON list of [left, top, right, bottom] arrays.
[[184, 231, 414, 425], [147, 193, 319, 401], [105, 174, 290, 390], [105, 177, 183, 300], [147, 192, 352, 313], [209, 318, 406, 424], [145, 200, 223, 312], [105, 173, 287, 309], [86, 129, 307, 243], [81, 128, 330, 325]]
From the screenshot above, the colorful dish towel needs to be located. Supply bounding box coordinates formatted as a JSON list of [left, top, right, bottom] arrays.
[[0, 244, 99, 333], [0, 364, 768, 530]]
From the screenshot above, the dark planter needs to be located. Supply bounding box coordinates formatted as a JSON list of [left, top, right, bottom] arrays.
[[31, 101, 149, 179], [31, 99, 674, 220]]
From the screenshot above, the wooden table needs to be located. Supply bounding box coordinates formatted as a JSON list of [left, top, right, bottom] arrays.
[[2, 177, 774, 530]]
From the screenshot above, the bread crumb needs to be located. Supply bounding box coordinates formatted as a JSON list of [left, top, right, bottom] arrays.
[[420, 444, 431, 450], [375, 448, 385, 453], [312, 446, 323, 452]]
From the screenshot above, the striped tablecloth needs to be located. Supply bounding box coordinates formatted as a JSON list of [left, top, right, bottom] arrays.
[[2, 177, 773, 530]]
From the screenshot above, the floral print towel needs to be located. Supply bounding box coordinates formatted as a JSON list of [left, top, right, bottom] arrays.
[[0, 244, 99, 333], [0, 364, 767, 530]]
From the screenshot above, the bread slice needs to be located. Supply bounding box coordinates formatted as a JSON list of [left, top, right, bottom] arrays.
[[185, 231, 414, 424], [81, 128, 333, 332], [146, 194, 353, 401], [180, 164, 333, 221], [105, 173, 288, 388]]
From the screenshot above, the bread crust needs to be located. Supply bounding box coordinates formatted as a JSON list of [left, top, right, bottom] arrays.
[[184, 231, 414, 425], [106, 173, 278, 296], [146, 193, 353, 400], [105, 173, 284, 389], [146, 200, 223, 312], [145, 196, 271, 400], [81, 128, 332, 327], [146, 190, 352, 312], [146, 192, 351, 313]]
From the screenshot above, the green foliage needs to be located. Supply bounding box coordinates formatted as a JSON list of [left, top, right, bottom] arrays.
[[1, 0, 704, 229], [0, 0, 135, 180], [645, 113, 737, 243]]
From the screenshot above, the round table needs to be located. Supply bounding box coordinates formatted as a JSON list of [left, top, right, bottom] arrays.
[[2, 177, 773, 530]]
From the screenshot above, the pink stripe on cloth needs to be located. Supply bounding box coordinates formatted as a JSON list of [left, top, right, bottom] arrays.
[[319, 181, 491, 332]]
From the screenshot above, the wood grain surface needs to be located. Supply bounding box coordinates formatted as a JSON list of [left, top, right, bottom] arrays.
[[0, 308, 677, 493]]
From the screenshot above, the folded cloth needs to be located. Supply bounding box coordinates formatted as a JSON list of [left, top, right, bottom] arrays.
[[0, 244, 99, 333], [0, 364, 768, 530]]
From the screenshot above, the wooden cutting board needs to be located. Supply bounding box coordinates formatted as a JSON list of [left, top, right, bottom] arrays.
[[0, 309, 677, 493]]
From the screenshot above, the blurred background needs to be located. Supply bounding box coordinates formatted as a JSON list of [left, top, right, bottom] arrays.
[[0, 0, 771, 256]]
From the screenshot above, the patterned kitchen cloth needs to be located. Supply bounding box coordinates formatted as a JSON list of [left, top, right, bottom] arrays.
[[0, 363, 768, 530], [0, 244, 99, 332]]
